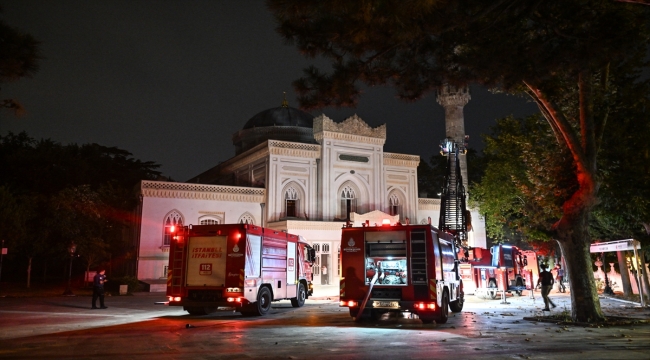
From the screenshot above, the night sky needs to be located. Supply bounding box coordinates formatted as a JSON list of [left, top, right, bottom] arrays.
[[0, 0, 539, 181]]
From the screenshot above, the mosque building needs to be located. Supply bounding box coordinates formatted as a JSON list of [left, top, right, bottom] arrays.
[[133, 91, 486, 292]]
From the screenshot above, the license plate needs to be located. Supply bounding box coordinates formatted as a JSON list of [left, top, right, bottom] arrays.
[[373, 301, 399, 308]]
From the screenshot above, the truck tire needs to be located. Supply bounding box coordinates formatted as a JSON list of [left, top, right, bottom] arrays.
[[487, 279, 498, 300], [290, 283, 306, 308], [250, 286, 272, 316], [436, 290, 450, 324], [449, 292, 464, 313]]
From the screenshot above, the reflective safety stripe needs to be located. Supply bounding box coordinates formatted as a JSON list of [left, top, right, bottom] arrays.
[[429, 279, 437, 301], [239, 269, 244, 288], [167, 268, 172, 287]]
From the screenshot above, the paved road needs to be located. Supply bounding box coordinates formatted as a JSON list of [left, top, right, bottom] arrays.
[[0, 291, 648, 359]]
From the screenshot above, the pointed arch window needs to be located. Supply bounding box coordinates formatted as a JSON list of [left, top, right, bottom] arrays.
[[163, 211, 183, 246], [389, 194, 402, 217], [340, 186, 357, 221], [238, 212, 255, 225], [285, 187, 299, 218]]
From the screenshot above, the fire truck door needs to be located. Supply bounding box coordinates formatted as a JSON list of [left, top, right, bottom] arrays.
[[287, 241, 297, 298]]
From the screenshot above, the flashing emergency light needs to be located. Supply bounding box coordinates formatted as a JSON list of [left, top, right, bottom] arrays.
[[168, 296, 181, 302], [382, 219, 391, 226], [170, 225, 176, 233], [340, 300, 358, 307], [235, 232, 241, 240]]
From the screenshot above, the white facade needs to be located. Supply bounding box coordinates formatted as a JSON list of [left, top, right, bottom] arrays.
[[134, 113, 487, 288]]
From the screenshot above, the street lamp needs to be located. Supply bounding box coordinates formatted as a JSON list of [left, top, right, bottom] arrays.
[[63, 242, 76, 296]]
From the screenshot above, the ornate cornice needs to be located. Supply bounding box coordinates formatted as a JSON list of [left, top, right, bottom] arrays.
[[268, 140, 321, 158], [267, 220, 346, 231], [313, 114, 386, 145], [436, 85, 471, 107], [383, 152, 420, 167], [418, 198, 441, 210], [141, 180, 265, 202]]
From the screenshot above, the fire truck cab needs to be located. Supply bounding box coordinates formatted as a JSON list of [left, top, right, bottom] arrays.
[[166, 224, 315, 316], [339, 221, 463, 324]]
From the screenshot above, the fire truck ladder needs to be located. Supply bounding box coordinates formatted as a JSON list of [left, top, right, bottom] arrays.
[[169, 232, 185, 296], [438, 139, 468, 249]]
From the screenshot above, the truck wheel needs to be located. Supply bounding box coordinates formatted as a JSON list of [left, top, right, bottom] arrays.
[[436, 290, 450, 324], [250, 286, 272, 316], [487, 279, 498, 300], [449, 292, 464, 313], [290, 283, 306, 308]]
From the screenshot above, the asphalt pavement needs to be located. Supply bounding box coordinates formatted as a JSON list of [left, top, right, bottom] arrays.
[[0, 289, 648, 359]]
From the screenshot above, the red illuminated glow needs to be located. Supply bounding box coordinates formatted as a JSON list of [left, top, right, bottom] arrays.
[[415, 302, 436, 310], [227, 297, 243, 303], [339, 300, 358, 307], [381, 219, 391, 225], [168, 296, 181, 302]]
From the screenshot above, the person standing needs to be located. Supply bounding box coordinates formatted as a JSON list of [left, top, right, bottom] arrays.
[[321, 265, 328, 285], [555, 264, 566, 293], [92, 269, 108, 309], [537, 264, 556, 311]]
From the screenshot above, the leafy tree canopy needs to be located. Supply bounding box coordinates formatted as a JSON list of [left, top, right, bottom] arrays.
[[0, 10, 40, 116]]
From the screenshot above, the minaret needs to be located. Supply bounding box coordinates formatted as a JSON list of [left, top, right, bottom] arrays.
[[436, 85, 470, 191]]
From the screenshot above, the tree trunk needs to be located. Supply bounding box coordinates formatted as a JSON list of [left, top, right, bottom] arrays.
[[617, 251, 633, 297], [556, 210, 605, 323], [26, 256, 32, 288]]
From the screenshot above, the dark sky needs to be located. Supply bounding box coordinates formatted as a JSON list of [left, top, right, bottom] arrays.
[[0, 0, 539, 181]]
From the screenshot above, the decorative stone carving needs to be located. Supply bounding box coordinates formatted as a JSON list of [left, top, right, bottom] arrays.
[[141, 180, 265, 202], [383, 152, 420, 167], [436, 84, 471, 107], [418, 198, 441, 210], [313, 114, 387, 145]]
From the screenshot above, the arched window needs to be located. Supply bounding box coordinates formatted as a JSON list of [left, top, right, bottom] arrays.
[[285, 187, 299, 218], [389, 193, 401, 217], [200, 218, 219, 225], [340, 185, 357, 220], [163, 211, 183, 246], [238, 212, 256, 225]]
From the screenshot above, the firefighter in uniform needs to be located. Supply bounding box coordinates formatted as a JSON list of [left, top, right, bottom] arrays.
[[92, 269, 108, 309]]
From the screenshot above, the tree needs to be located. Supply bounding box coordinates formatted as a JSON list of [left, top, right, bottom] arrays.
[[269, 0, 650, 322], [0, 133, 162, 283], [0, 12, 40, 117], [52, 186, 110, 277]]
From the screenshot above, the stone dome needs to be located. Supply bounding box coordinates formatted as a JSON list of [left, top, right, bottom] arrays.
[[242, 106, 314, 130], [232, 105, 316, 155]]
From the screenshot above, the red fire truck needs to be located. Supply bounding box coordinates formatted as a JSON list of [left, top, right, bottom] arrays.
[[166, 223, 315, 316], [339, 220, 463, 324], [459, 244, 537, 299]]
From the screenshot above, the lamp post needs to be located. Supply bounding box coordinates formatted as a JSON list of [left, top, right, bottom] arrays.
[[63, 242, 76, 296]]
